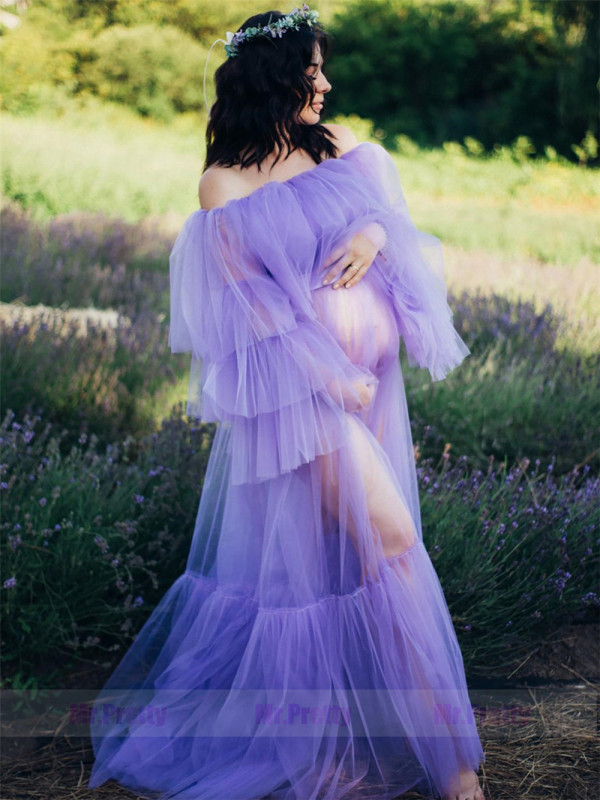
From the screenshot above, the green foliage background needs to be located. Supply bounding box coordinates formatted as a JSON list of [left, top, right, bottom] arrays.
[[0, 0, 597, 159], [326, 0, 598, 157]]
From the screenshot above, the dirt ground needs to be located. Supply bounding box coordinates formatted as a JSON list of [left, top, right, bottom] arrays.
[[1, 622, 598, 800]]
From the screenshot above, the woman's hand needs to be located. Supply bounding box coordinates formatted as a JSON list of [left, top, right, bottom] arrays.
[[351, 380, 376, 410], [326, 376, 377, 413], [321, 222, 387, 290]]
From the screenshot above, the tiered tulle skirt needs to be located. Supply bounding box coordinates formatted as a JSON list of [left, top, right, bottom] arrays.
[[89, 394, 484, 800]]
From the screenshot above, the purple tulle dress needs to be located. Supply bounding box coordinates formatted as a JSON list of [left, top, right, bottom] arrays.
[[88, 142, 485, 799]]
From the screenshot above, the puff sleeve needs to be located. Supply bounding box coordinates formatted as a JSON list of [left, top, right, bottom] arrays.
[[357, 144, 470, 381], [168, 204, 378, 486]]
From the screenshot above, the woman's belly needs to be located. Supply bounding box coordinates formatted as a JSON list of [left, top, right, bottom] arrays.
[[311, 274, 399, 374]]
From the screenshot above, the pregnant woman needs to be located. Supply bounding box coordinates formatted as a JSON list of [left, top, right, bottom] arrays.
[[89, 6, 486, 800]]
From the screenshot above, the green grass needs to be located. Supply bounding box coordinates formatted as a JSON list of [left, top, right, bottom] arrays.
[[390, 138, 599, 267], [1, 99, 206, 222], [2, 98, 598, 265], [409, 195, 597, 266]]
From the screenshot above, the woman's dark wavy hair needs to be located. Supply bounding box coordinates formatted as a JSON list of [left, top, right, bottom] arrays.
[[204, 10, 337, 172]]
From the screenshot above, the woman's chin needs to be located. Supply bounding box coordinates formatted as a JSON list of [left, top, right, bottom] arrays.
[[303, 112, 322, 125]]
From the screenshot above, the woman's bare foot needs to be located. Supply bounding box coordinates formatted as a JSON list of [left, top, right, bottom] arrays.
[[444, 768, 485, 800]]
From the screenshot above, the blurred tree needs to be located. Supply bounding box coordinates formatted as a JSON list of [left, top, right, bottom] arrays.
[[325, 0, 596, 159], [75, 23, 209, 120], [532, 0, 599, 142], [27, 0, 263, 37]]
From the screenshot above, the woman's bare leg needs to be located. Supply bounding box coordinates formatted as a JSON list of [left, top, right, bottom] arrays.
[[318, 413, 417, 585], [317, 416, 486, 800]]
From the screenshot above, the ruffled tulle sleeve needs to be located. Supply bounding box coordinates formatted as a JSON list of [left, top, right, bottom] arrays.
[[168, 202, 378, 486], [362, 144, 470, 381]]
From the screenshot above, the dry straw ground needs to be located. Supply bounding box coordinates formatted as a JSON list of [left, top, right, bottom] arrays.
[[1, 622, 598, 800], [1, 688, 597, 799]]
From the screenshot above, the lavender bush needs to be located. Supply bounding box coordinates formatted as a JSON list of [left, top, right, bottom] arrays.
[[417, 449, 599, 674], [1, 407, 213, 679], [1, 407, 597, 684], [406, 292, 600, 476], [1, 306, 186, 449], [1, 203, 173, 315], [450, 291, 561, 359]]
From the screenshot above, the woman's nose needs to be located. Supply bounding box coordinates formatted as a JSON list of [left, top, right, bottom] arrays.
[[318, 75, 332, 94]]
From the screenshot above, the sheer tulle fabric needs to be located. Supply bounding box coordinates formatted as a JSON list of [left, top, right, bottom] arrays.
[[88, 142, 483, 799]]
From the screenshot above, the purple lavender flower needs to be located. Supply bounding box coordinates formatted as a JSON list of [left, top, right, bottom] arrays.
[[3, 577, 17, 589], [582, 592, 599, 606], [94, 535, 109, 553]]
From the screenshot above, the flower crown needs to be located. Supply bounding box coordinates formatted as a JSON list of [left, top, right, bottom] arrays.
[[224, 3, 320, 58]]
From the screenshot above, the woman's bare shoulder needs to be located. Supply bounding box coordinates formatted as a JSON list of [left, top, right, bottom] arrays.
[[198, 165, 248, 211], [199, 126, 361, 210], [322, 123, 360, 156]]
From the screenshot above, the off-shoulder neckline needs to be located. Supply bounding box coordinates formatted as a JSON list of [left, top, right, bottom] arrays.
[[199, 141, 378, 215]]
